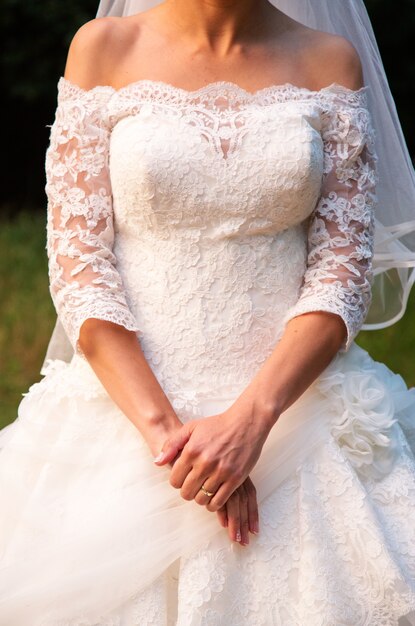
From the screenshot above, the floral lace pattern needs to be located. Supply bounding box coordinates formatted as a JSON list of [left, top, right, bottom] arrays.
[[45, 86, 142, 354], [45, 78, 376, 396], [283, 94, 377, 348]]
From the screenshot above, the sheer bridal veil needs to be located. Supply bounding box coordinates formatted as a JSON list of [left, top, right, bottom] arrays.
[[41, 0, 415, 370]]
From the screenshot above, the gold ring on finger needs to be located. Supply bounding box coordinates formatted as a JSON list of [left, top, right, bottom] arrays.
[[200, 483, 216, 498]]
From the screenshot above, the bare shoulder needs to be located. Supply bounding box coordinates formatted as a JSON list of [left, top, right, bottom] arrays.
[[299, 27, 364, 91], [64, 16, 140, 90]]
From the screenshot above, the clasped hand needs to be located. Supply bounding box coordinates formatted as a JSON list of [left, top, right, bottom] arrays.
[[154, 402, 272, 545]]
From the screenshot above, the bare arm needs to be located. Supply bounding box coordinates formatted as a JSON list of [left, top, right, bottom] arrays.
[[241, 312, 346, 430], [79, 321, 182, 455], [46, 20, 182, 455]]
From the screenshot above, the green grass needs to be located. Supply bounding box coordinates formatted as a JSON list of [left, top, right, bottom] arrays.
[[0, 211, 414, 430], [357, 312, 415, 388], [0, 211, 56, 429]]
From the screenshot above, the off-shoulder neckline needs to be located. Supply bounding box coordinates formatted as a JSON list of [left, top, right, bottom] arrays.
[[58, 76, 369, 100]]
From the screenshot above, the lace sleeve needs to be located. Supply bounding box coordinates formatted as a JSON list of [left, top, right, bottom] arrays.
[[283, 89, 377, 351], [45, 80, 142, 356]]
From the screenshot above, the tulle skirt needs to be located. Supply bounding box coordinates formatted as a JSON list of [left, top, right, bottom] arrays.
[[1, 342, 415, 625]]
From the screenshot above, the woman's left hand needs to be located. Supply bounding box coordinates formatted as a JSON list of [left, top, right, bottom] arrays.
[[153, 395, 275, 512]]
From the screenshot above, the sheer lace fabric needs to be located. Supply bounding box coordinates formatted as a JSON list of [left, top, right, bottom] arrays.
[[283, 97, 377, 344], [45, 79, 376, 364], [45, 87, 142, 355]]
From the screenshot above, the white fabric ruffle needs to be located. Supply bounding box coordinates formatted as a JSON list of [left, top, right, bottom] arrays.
[[0, 344, 415, 624]]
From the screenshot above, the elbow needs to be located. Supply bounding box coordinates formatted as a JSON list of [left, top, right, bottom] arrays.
[[77, 317, 140, 359], [304, 311, 348, 352], [325, 313, 349, 351], [77, 318, 110, 357]]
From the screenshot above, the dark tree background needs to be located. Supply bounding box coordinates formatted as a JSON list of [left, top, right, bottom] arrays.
[[1, 0, 98, 214], [1, 0, 414, 215]]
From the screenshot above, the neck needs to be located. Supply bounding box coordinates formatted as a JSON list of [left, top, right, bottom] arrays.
[[162, 0, 276, 54]]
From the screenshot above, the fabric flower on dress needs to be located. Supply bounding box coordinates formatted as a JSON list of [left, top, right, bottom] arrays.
[[316, 344, 410, 479]]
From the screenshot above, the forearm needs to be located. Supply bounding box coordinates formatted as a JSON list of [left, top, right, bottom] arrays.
[[78, 319, 182, 453], [244, 311, 347, 431]]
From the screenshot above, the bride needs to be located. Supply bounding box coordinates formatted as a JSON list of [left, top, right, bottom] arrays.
[[1, 0, 415, 624]]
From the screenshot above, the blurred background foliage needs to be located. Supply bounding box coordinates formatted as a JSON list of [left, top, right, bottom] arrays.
[[2, 0, 98, 213], [0, 0, 414, 428]]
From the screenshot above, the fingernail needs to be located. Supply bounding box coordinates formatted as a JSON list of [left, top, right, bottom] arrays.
[[236, 531, 241, 542], [153, 452, 165, 463], [252, 522, 259, 534]]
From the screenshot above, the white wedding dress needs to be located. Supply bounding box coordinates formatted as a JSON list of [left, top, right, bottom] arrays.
[[1, 77, 415, 626]]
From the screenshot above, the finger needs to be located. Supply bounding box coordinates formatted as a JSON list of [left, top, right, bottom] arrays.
[[245, 477, 259, 535], [171, 445, 216, 495], [169, 456, 194, 491], [179, 470, 212, 502], [216, 506, 228, 529], [153, 423, 192, 466], [238, 484, 250, 545], [167, 449, 182, 469], [193, 478, 221, 506], [225, 492, 241, 543], [205, 477, 241, 513]]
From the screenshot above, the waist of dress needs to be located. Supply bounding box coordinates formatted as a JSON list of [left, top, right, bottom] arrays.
[[112, 227, 308, 394], [113, 224, 308, 297]]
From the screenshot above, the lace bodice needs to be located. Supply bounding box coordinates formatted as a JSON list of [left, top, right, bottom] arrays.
[[45, 78, 377, 398]]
